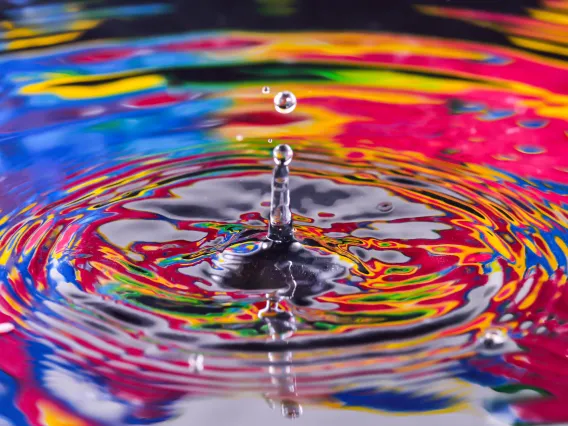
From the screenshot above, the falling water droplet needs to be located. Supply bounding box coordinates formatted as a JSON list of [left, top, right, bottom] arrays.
[[268, 138, 273, 143], [480, 329, 507, 349], [0, 323, 14, 335], [377, 201, 394, 213], [236, 135, 244, 141], [281, 400, 303, 419], [262, 86, 271, 94], [274, 91, 297, 114], [188, 353, 204, 373]]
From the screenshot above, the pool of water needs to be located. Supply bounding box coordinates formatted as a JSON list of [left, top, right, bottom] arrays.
[[1, 0, 568, 425]]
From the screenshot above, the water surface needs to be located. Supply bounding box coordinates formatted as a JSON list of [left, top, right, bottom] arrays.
[[1, 1, 568, 425]]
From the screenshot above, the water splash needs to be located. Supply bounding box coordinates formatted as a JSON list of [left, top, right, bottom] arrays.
[[268, 144, 294, 242], [0, 1, 567, 425]]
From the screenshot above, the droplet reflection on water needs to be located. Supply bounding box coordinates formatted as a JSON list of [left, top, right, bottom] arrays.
[[281, 400, 303, 420]]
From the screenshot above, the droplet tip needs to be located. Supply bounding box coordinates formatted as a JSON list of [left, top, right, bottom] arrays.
[[273, 144, 293, 166]]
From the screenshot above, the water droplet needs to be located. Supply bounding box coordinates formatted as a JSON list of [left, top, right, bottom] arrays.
[[0, 323, 14, 334], [273, 144, 293, 166], [274, 91, 297, 114], [480, 329, 507, 349], [281, 400, 302, 419], [188, 353, 204, 373], [268, 138, 273, 143], [236, 135, 244, 141], [262, 86, 270, 94], [377, 201, 394, 213]]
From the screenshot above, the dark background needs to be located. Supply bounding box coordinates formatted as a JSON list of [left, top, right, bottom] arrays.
[[0, 0, 543, 52]]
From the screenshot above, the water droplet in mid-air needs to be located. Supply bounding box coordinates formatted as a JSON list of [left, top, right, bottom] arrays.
[[274, 91, 297, 114], [480, 329, 507, 349], [188, 353, 204, 373], [268, 138, 273, 143], [377, 201, 394, 213], [236, 135, 244, 141], [262, 86, 270, 94]]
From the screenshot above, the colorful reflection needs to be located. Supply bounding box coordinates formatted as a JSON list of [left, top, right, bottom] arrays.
[[0, 0, 568, 425]]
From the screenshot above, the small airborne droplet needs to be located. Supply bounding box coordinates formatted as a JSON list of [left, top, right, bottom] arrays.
[[188, 353, 204, 374], [236, 135, 244, 141], [481, 329, 507, 349], [268, 138, 273, 143], [274, 91, 297, 114], [262, 86, 270, 94], [377, 201, 393, 213]]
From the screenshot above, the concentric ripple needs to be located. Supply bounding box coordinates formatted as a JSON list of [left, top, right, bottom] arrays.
[[2, 0, 568, 423], [2, 139, 568, 425], [2, 141, 567, 360]]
